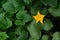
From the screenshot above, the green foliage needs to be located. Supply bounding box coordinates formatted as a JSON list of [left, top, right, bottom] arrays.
[[2, 0, 24, 14], [0, 32, 8, 40], [0, 0, 60, 40]]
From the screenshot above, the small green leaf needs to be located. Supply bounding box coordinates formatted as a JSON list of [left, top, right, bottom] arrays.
[[15, 27, 28, 40], [0, 12, 5, 21], [16, 10, 27, 19], [15, 10, 32, 26], [0, 32, 9, 40], [43, 19, 53, 31], [15, 26, 25, 35], [27, 20, 41, 39], [52, 32, 60, 40], [48, 7, 60, 17], [42, 35, 49, 40], [15, 20, 25, 26], [6, 18, 12, 29], [0, 17, 12, 29], [16, 31, 28, 40]]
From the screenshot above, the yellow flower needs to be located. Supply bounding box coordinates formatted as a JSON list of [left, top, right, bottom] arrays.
[[33, 11, 45, 24]]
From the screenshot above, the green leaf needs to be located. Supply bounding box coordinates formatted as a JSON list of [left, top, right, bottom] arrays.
[[15, 27, 28, 40], [2, 0, 25, 14], [52, 32, 60, 40], [48, 7, 60, 17], [15, 20, 25, 26], [42, 35, 49, 40], [0, 32, 9, 40], [0, 12, 5, 21], [15, 10, 32, 26], [40, 0, 57, 7], [42, 19, 53, 31], [16, 10, 27, 19], [0, 17, 12, 29], [16, 32, 28, 40], [6, 18, 12, 28], [27, 20, 41, 39], [15, 26, 25, 35]]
